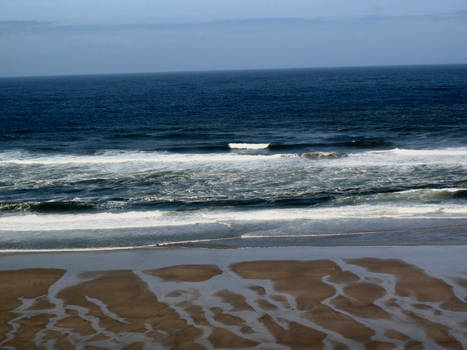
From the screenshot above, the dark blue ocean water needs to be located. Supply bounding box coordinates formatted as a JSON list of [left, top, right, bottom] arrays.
[[1, 65, 467, 250]]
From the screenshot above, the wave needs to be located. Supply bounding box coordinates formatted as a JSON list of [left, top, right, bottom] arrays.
[[2, 203, 467, 232], [335, 188, 467, 206], [267, 139, 394, 150], [3, 187, 465, 214], [295, 147, 467, 166], [262, 140, 393, 151], [2, 188, 465, 215], [0, 196, 331, 213], [390, 148, 467, 156], [0, 147, 466, 168], [299, 152, 348, 160], [228, 143, 270, 150], [321, 147, 467, 167], [164, 145, 230, 152], [0, 150, 283, 165], [0, 200, 96, 213], [394, 188, 467, 201]]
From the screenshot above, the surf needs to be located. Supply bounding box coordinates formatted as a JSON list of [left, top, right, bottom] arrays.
[[2, 203, 467, 232], [228, 143, 270, 150]]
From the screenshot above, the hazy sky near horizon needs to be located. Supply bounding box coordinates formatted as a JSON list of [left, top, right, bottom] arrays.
[[1, 0, 467, 76]]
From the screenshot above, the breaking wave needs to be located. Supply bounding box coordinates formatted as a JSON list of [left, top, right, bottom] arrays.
[[0, 150, 283, 165], [228, 143, 270, 150], [2, 203, 467, 232], [1, 147, 466, 167], [299, 152, 348, 160]]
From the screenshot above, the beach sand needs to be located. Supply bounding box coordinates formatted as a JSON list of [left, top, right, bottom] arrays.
[[0, 246, 466, 349]]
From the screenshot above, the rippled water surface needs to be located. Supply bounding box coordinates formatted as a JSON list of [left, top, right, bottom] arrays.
[[0, 65, 467, 249]]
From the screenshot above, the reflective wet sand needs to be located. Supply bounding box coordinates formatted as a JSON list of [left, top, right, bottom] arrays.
[[0, 248, 466, 349]]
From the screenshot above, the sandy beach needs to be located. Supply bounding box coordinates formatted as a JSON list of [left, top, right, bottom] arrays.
[[0, 246, 466, 349]]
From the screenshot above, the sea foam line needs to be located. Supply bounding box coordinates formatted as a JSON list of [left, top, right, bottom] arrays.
[[1, 147, 467, 167], [0, 151, 282, 165], [1, 226, 463, 253], [389, 148, 467, 156], [0, 237, 238, 253], [1, 204, 467, 232]]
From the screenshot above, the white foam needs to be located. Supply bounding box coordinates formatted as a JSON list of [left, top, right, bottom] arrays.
[[1, 147, 466, 168], [0, 150, 282, 166], [228, 143, 270, 150], [400, 188, 464, 193], [1, 203, 467, 232], [391, 148, 467, 156], [334, 147, 467, 167]]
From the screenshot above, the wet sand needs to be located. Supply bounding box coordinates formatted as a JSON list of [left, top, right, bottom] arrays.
[[0, 246, 466, 349]]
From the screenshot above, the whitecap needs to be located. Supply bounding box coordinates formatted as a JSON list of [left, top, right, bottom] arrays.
[[228, 143, 270, 150]]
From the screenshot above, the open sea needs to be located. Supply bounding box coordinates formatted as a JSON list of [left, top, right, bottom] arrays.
[[1, 65, 467, 251]]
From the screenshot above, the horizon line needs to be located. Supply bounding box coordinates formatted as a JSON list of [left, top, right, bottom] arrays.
[[2, 10, 467, 28], [1, 62, 467, 80]]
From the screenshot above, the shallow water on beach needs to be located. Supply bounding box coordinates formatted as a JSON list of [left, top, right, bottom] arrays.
[[0, 246, 466, 349], [0, 65, 467, 250]]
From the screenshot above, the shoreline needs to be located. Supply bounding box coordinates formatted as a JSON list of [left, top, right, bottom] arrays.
[[1, 240, 467, 256], [2, 219, 467, 253], [1, 245, 466, 270]]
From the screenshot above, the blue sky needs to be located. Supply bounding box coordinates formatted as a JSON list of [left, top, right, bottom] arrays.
[[1, 0, 467, 76]]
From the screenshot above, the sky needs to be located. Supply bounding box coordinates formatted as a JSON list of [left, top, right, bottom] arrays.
[[1, 0, 467, 77]]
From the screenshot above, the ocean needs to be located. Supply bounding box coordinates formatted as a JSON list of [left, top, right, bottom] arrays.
[[0, 65, 467, 251]]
